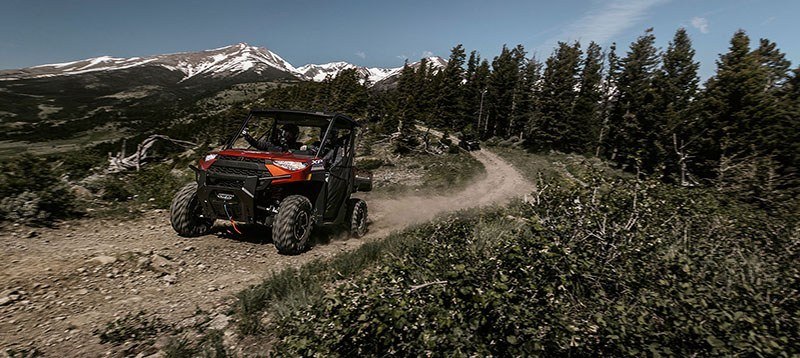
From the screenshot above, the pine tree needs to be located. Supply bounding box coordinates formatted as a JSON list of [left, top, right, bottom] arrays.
[[654, 28, 700, 183], [532, 41, 582, 151], [779, 66, 800, 188], [597, 43, 620, 157], [476, 60, 491, 135], [414, 58, 431, 123], [508, 45, 531, 139], [465, 50, 479, 83], [698, 30, 774, 179], [464, 50, 481, 122], [389, 62, 418, 132], [571, 41, 604, 153], [755, 38, 792, 90], [324, 68, 368, 116], [462, 55, 491, 135], [487, 45, 520, 138], [756, 46, 798, 190], [515, 57, 542, 142], [436, 45, 467, 130], [608, 28, 661, 173]]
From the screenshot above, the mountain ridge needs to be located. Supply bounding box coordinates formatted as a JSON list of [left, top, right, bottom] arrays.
[[0, 43, 448, 86]]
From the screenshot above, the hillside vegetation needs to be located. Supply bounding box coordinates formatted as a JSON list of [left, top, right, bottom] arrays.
[[214, 148, 797, 356]]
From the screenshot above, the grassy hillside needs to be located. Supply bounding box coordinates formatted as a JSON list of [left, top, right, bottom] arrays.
[[210, 147, 799, 356], [0, 67, 299, 155]]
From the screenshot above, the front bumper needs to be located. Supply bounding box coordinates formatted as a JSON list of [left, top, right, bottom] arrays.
[[191, 163, 288, 224]]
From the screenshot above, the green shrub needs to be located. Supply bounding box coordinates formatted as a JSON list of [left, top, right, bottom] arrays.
[[48, 148, 105, 179], [234, 224, 435, 335], [161, 331, 230, 358], [99, 164, 190, 209], [421, 152, 485, 190], [0, 154, 79, 224], [272, 166, 799, 356], [100, 176, 133, 201], [447, 144, 461, 154]]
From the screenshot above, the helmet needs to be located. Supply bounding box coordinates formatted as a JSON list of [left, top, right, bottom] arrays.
[[282, 124, 299, 136]]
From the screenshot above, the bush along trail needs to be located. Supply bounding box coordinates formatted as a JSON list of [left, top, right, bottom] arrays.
[[0, 147, 530, 356], [264, 149, 799, 357]]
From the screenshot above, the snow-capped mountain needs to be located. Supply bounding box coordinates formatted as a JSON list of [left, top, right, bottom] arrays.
[[0, 44, 447, 87], [418, 56, 448, 70], [0, 43, 298, 82], [296, 61, 397, 83], [365, 56, 448, 89], [295, 56, 447, 85], [157, 43, 298, 80]]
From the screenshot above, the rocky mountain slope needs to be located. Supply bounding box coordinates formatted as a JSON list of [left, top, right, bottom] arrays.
[[0, 43, 298, 83], [0, 43, 446, 87]]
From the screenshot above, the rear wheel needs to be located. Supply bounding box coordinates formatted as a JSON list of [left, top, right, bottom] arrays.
[[272, 195, 313, 255], [170, 182, 214, 237], [347, 198, 368, 238]]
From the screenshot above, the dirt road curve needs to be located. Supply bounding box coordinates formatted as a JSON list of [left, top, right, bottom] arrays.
[[0, 149, 530, 355]]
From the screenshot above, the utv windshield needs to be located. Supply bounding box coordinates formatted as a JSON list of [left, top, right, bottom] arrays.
[[229, 117, 276, 150], [228, 115, 327, 157]]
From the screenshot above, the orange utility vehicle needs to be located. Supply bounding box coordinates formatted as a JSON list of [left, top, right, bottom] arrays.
[[169, 109, 371, 254]]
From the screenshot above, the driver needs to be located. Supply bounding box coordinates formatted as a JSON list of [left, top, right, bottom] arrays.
[[242, 124, 302, 151], [278, 124, 302, 150]]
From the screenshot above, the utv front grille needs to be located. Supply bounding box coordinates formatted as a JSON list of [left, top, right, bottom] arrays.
[[217, 155, 266, 164], [207, 178, 244, 188], [208, 165, 270, 177]]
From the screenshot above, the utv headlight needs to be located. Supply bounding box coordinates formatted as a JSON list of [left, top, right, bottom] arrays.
[[204, 154, 218, 162], [273, 160, 308, 171]]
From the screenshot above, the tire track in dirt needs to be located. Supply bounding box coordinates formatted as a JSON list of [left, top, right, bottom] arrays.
[[366, 149, 530, 236], [0, 148, 531, 356]]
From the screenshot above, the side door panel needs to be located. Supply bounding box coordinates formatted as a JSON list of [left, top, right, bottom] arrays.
[[323, 130, 354, 220]]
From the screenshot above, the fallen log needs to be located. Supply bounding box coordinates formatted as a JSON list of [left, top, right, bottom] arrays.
[[107, 135, 196, 173]]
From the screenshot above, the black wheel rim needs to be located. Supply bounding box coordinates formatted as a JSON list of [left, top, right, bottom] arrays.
[[294, 211, 309, 239]]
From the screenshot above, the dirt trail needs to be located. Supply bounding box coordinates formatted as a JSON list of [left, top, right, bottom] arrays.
[[0, 148, 530, 356], [368, 149, 527, 234]]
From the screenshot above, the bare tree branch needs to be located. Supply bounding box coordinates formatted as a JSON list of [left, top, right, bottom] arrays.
[[108, 135, 196, 173], [409, 280, 448, 292]]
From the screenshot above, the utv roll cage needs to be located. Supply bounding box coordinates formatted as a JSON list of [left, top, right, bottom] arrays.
[[225, 109, 360, 157]]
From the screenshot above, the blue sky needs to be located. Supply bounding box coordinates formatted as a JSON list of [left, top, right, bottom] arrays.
[[2, 0, 798, 78]]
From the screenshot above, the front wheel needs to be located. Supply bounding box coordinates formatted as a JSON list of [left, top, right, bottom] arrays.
[[272, 195, 313, 255], [170, 182, 214, 237], [347, 198, 368, 238]]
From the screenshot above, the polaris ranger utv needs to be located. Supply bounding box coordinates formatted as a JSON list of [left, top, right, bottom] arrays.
[[169, 109, 372, 255]]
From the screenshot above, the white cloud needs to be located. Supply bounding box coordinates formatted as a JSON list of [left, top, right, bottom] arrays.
[[355, 51, 366, 59], [543, 0, 669, 47], [396, 54, 408, 61], [421, 50, 434, 58], [691, 16, 709, 33]]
